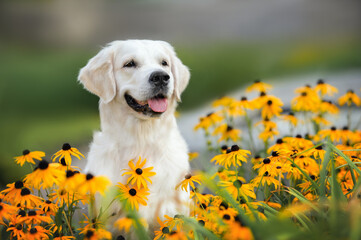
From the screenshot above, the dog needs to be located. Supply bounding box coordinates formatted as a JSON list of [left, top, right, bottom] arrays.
[[78, 40, 191, 232]]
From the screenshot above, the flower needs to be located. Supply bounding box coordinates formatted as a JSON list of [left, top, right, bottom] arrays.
[[338, 90, 361, 106], [259, 128, 279, 142], [40, 200, 58, 216], [117, 183, 149, 210], [188, 152, 199, 161], [77, 173, 111, 196], [154, 217, 172, 240], [291, 88, 320, 112], [24, 160, 65, 189], [1, 180, 29, 204], [0, 201, 17, 224], [23, 209, 52, 225], [261, 97, 283, 119], [213, 124, 241, 143], [251, 171, 280, 187], [26, 226, 50, 240], [14, 187, 43, 208], [246, 80, 272, 93], [122, 157, 156, 188], [314, 79, 338, 97], [318, 126, 342, 142], [14, 149, 45, 166], [194, 112, 223, 131], [212, 96, 236, 108], [52, 143, 84, 166], [281, 112, 298, 126], [6, 223, 26, 240], [176, 174, 202, 192], [114, 216, 147, 233], [211, 145, 250, 169], [79, 228, 112, 240], [219, 179, 256, 200]]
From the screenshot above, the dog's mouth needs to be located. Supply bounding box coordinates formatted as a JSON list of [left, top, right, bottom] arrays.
[[124, 93, 168, 117]]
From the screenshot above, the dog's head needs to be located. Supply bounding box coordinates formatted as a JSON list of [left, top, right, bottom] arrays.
[[78, 40, 190, 118]]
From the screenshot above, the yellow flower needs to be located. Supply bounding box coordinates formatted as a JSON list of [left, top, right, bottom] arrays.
[[26, 226, 50, 240], [114, 216, 148, 233], [117, 183, 149, 210], [24, 160, 65, 190], [1, 180, 30, 204], [188, 152, 199, 161], [259, 128, 279, 142], [6, 223, 26, 240], [154, 217, 172, 240], [251, 171, 280, 188], [0, 201, 17, 224], [14, 187, 43, 208], [312, 115, 331, 126], [212, 96, 236, 108], [77, 173, 111, 196], [281, 112, 298, 126], [52, 143, 84, 166], [122, 157, 156, 188], [79, 228, 112, 240], [246, 80, 272, 93], [211, 145, 250, 169], [261, 97, 283, 119], [317, 126, 342, 142], [194, 112, 223, 131], [14, 149, 45, 166], [338, 90, 361, 106], [314, 79, 338, 96], [291, 89, 320, 112], [319, 100, 339, 114], [213, 124, 241, 143], [176, 174, 202, 192], [219, 179, 256, 200], [23, 210, 52, 225], [233, 96, 255, 110]]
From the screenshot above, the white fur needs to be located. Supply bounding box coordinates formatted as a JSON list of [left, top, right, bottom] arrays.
[[78, 40, 191, 231]]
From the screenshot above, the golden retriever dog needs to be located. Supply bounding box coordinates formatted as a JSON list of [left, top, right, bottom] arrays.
[[78, 40, 191, 232]]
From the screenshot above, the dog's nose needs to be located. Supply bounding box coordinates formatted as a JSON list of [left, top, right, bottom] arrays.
[[149, 71, 170, 87]]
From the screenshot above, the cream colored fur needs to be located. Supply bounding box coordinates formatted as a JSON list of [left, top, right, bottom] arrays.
[[78, 40, 191, 232]]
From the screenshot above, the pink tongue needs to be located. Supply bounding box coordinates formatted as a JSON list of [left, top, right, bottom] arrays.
[[148, 98, 168, 112]]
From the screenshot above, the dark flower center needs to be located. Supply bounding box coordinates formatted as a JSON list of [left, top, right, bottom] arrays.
[[30, 228, 38, 234], [18, 210, 26, 217], [162, 227, 170, 234], [218, 167, 224, 173], [185, 174, 192, 179], [233, 180, 243, 188], [317, 79, 324, 84], [254, 80, 260, 83], [267, 100, 273, 105], [223, 214, 231, 220], [260, 91, 266, 97], [16, 224, 22, 230], [0, 205, 3, 211], [331, 126, 336, 131], [135, 168, 143, 175], [241, 96, 247, 101], [28, 210, 36, 216], [86, 230, 94, 238], [343, 126, 349, 131], [263, 158, 271, 164], [276, 166, 281, 169], [46, 200, 52, 204], [296, 134, 302, 138], [21, 188, 31, 196], [60, 158, 67, 166], [22, 149, 30, 155], [129, 189, 137, 196], [226, 125, 233, 131], [198, 220, 205, 226], [226, 149, 232, 154], [66, 170, 75, 178], [264, 171, 269, 177], [220, 201, 229, 210], [38, 160, 49, 170], [301, 92, 307, 96], [310, 175, 316, 180], [271, 151, 279, 157], [62, 143, 71, 150], [206, 112, 214, 117], [200, 203, 207, 209], [15, 181, 24, 189], [315, 145, 323, 150], [276, 139, 283, 144], [221, 145, 228, 151], [86, 173, 94, 180], [347, 89, 354, 94], [116, 236, 126, 240], [231, 145, 240, 152]]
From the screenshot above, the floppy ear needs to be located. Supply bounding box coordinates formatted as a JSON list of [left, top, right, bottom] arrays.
[[161, 42, 190, 102], [78, 46, 116, 104]]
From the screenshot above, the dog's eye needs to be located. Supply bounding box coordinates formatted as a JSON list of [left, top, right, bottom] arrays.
[[124, 60, 137, 68], [161, 60, 168, 67]]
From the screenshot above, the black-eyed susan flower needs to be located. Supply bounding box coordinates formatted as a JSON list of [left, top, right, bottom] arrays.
[[0, 201, 17, 224], [154, 217, 172, 240], [24, 160, 65, 190], [251, 171, 280, 188], [211, 145, 250, 169], [1, 180, 29, 204], [318, 126, 342, 142], [255, 117, 277, 130], [261, 97, 283, 119], [223, 222, 254, 240], [194, 112, 223, 132], [291, 89, 321, 112], [62, 170, 83, 192], [14, 187, 43, 208], [26, 226, 50, 240], [253, 158, 281, 177], [77, 173, 111, 196], [79, 228, 112, 240], [314, 79, 338, 97], [49, 188, 86, 207], [122, 157, 156, 189], [312, 115, 331, 126], [53, 236, 76, 240], [114, 216, 147, 233], [6, 223, 26, 240], [24, 209, 52, 225], [233, 96, 255, 111], [212, 96, 236, 108], [319, 100, 339, 114], [52, 143, 84, 166], [219, 179, 256, 200], [14, 149, 45, 166], [259, 127, 279, 142], [246, 80, 272, 93], [281, 112, 298, 126], [267, 139, 293, 155], [213, 124, 241, 143], [164, 214, 185, 231], [117, 183, 149, 210], [338, 90, 361, 106], [40, 199, 58, 216], [176, 174, 202, 192]]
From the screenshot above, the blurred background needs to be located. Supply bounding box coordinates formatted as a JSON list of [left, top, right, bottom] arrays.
[[1, 0, 361, 185]]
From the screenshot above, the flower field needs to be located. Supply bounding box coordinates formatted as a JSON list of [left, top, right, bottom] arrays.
[[1, 80, 361, 240]]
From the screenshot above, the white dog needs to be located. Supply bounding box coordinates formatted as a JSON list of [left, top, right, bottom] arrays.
[[78, 40, 191, 231]]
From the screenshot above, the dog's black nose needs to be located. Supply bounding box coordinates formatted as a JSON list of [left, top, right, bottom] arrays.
[[149, 71, 170, 87]]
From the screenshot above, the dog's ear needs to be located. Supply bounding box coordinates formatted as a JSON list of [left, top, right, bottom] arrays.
[[78, 46, 116, 104], [161, 42, 190, 102]]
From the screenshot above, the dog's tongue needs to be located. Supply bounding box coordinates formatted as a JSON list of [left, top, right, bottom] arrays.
[[148, 98, 168, 112]]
